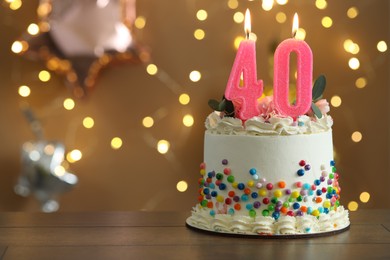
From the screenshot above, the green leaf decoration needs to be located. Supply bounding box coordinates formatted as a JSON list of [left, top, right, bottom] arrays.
[[311, 102, 323, 119], [208, 99, 221, 111], [312, 75, 326, 102], [218, 99, 226, 111]]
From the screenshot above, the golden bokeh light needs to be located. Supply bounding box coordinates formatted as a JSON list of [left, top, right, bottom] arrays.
[[67, 149, 82, 163], [348, 57, 360, 70], [330, 95, 342, 108], [227, 0, 239, 9], [176, 180, 188, 192], [351, 131, 362, 143], [18, 85, 31, 97], [189, 70, 201, 82], [194, 29, 205, 40], [196, 9, 208, 21], [38, 70, 51, 82], [355, 77, 367, 89], [262, 0, 274, 11], [142, 116, 154, 128], [83, 117, 95, 129], [179, 93, 190, 105], [321, 16, 333, 28], [27, 23, 40, 35], [183, 114, 194, 127], [9, 0, 22, 10], [343, 39, 360, 54], [11, 41, 23, 54], [377, 40, 387, 52], [295, 28, 306, 41], [315, 0, 327, 10], [348, 201, 358, 211], [111, 137, 123, 150], [347, 7, 359, 19], [146, 64, 158, 75], [233, 11, 244, 24], [360, 192, 370, 203], [276, 0, 288, 5], [134, 16, 146, 29], [275, 12, 287, 24], [54, 165, 66, 177], [63, 98, 75, 110], [157, 140, 170, 154]]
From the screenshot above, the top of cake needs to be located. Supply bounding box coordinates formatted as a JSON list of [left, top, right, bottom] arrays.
[[206, 75, 333, 136]]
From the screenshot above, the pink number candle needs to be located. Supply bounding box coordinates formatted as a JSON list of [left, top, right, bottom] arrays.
[[225, 9, 263, 121], [273, 13, 313, 118]]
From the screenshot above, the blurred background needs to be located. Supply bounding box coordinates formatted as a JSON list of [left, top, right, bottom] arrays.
[[0, 0, 388, 212]]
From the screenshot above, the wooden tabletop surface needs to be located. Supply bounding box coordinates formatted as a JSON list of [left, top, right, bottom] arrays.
[[0, 209, 389, 260]]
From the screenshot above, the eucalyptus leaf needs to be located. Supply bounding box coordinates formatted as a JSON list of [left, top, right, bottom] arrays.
[[208, 99, 221, 111], [311, 102, 323, 119], [218, 99, 227, 111], [312, 75, 326, 102]]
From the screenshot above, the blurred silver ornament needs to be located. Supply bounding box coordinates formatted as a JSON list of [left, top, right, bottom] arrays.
[[15, 105, 78, 212]]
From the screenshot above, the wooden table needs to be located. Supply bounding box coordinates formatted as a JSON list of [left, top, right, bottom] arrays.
[[0, 209, 389, 259]]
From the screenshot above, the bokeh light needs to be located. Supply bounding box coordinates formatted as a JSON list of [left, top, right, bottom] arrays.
[[355, 77, 367, 89], [146, 64, 158, 75], [11, 41, 23, 53], [142, 116, 154, 128], [275, 12, 287, 24], [315, 0, 327, 10], [18, 85, 31, 97], [347, 7, 359, 19], [348, 57, 360, 70], [295, 28, 306, 40], [262, 0, 274, 11], [330, 95, 342, 107], [157, 140, 170, 154], [83, 117, 95, 129], [321, 16, 333, 28], [63, 98, 75, 110], [360, 192, 370, 203], [189, 71, 201, 82], [351, 131, 362, 143], [183, 114, 194, 127], [276, 0, 288, 5], [134, 16, 146, 29], [377, 40, 387, 52], [67, 149, 82, 163], [194, 29, 205, 40], [9, 0, 22, 10], [176, 180, 188, 192], [227, 0, 238, 9], [234, 36, 244, 50], [233, 12, 244, 23], [348, 201, 358, 211], [111, 137, 123, 150], [179, 93, 190, 105], [196, 9, 208, 21], [38, 70, 51, 82], [27, 23, 40, 35]]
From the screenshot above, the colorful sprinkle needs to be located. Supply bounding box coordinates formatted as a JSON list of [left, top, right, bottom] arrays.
[[222, 159, 228, 165], [304, 164, 311, 171], [228, 208, 235, 215], [223, 168, 231, 175], [299, 160, 306, 166], [249, 209, 256, 217], [249, 168, 257, 175], [266, 183, 273, 190], [297, 169, 305, 176], [278, 181, 286, 188]]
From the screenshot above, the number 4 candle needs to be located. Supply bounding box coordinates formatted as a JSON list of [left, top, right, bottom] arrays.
[[273, 13, 313, 118], [225, 9, 263, 121]]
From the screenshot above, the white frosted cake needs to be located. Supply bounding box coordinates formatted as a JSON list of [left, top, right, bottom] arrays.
[[187, 90, 350, 236]]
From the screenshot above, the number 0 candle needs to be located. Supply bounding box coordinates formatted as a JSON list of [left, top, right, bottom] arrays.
[[225, 9, 263, 121], [273, 13, 313, 118]]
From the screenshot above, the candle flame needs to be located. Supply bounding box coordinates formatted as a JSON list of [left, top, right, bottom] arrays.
[[245, 9, 251, 39], [292, 13, 299, 38]]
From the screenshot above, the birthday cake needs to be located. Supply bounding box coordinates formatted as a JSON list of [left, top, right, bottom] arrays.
[[186, 74, 350, 236], [186, 10, 349, 236]]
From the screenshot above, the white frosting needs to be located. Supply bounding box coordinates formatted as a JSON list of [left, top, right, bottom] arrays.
[[188, 206, 350, 235], [205, 112, 333, 135]]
